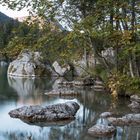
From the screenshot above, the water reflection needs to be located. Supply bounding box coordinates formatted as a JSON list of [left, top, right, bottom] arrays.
[[7, 76, 52, 105], [0, 66, 139, 140]]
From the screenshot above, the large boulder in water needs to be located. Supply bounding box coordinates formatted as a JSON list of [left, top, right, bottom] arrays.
[[7, 50, 49, 77], [9, 101, 80, 123], [88, 118, 116, 137]]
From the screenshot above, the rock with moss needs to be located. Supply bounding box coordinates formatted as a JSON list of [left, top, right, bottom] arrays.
[[7, 50, 50, 77]]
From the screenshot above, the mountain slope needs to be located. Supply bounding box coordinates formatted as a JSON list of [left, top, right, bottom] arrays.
[[0, 11, 13, 23]]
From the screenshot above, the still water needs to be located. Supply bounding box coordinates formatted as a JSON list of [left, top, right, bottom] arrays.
[[0, 66, 139, 140]]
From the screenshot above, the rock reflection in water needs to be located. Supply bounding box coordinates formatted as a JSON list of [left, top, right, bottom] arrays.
[[8, 76, 51, 105], [96, 118, 109, 125]]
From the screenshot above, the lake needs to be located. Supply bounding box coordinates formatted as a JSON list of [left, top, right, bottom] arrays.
[[0, 66, 139, 140]]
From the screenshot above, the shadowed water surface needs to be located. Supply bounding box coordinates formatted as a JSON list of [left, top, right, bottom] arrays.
[[0, 66, 139, 140]]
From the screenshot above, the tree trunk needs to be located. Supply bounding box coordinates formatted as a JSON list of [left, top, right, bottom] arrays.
[[129, 54, 134, 78]]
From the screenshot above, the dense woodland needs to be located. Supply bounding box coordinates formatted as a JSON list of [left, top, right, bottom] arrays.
[[0, 0, 140, 95]]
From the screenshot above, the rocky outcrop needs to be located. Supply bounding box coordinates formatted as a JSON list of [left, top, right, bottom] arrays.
[[107, 114, 140, 126], [73, 52, 99, 76], [88, 118, 116, 137], [7, 50, 49, 77], [52, 61, 70, 76], [128, 95, 140, 112], [9, 101, 80, 122]]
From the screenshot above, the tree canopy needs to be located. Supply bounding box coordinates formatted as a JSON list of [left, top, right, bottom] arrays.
[[0, 0, 140, 94]]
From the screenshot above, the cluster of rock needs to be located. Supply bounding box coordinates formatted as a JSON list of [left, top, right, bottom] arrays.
[[88, 110, 140, 137], [6, 50, 105, 91], [9, 101, 79, 125], [57, 76, 103, 88], [7, 50, 72, 77], [7, 50, 49, 77], [58, 77, 95, 86], [44, 76, 105, 98], [128, 95, 140, 113]]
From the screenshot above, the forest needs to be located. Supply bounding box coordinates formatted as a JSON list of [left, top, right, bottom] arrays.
[[0, 0, 140, 95]]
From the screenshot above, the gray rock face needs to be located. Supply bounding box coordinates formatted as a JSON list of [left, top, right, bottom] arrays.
[[73, 53, 99, 76], [88, 118, 116, 137], [7, 50, 48, 77], [52, 61, 70, 76], [9, 101, 80, 122], [107, 114, 140, 126], [101, 47, 115, 64]]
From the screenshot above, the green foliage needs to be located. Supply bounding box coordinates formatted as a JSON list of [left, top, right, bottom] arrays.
[[0, 0, 140, 96], [108, 71, 140, 95]]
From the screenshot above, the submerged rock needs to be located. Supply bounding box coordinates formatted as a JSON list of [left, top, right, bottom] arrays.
[[7, 50, 49, 77], [88, 118, 116, 137], [9, 101, 80, 123], [107, 114, 140, 126]]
